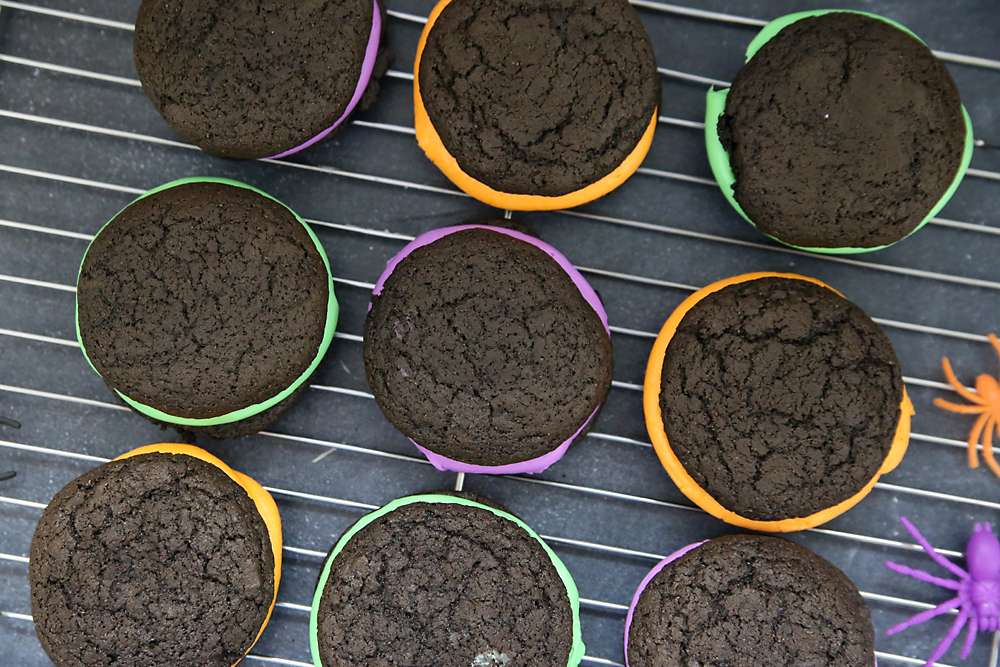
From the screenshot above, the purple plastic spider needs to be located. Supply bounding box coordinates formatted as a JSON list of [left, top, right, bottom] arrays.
[[885, 517, 1000, 666]]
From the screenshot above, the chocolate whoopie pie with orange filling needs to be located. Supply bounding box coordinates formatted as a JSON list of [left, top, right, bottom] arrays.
[[29, 444, 282, 667], [414, 0, 660, 210], [644, 272, 913, 532]]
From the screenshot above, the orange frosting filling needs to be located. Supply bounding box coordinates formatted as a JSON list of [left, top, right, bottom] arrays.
[[115, 444, 282, 666], [413, 0, 658, 211], [643, 272, 914, 533]]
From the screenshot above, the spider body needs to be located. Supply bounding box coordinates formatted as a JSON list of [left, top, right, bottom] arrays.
[[935, 333, 1000, 478], [886, 517, 1000, 666], [970, 579, 1000, 630], [967, 525, 1000, 630]]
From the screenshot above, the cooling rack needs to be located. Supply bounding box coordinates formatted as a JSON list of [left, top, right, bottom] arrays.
[[2, 0, 1000, 665]]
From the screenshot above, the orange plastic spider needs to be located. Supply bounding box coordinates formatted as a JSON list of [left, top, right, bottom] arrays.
[[935, 334, 1000, 479]]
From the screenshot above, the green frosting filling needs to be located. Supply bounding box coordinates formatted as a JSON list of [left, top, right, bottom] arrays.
[[308, 494, 586, 667], [704, 9, 975, 255], [75, 176, 339, 426]]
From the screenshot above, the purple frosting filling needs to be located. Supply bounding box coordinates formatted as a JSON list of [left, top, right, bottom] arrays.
[[623, 540, 878, 667], [267, 0, 382, 159], [412, 402, 601, 475], [372, 224, 611, 475]]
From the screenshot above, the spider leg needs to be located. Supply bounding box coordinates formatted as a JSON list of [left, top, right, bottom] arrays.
[[941, 357, 986, 405], [982, 416, 1000, 480], [934, 399, 988, 414], [966, 411, 991, 469], [960, 613, 978, 660], [898, 517, 970, 579], [990, 334, 1000, 371], [885, 561, 962, 590], [922, 607, 970, 667], [886, 596, 962, 635]]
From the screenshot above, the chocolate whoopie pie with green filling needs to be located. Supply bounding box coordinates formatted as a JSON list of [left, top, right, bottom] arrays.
[[76, 178, 337, 438], [134, 0, 393, 159], [310, 493, 585, 667], [29, 444, 282, 667], [625, 534, 875, 667], [708, 11, 970, 251]]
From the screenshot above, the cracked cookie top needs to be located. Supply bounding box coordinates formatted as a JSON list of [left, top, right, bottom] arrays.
[[718, 12, 965, 248], [77, 181, 329, 421], [627, 534, 874, 667], [659, 276, 902, 521], [29, 452, 276, 667], [417, 0, 660, 197], [363, 226, 613, 466], [134, 0, 379, 160], [314, 497, 576, 667]]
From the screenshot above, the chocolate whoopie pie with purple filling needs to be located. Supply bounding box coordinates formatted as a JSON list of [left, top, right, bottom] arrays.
[[625, 534, 874, 667], [134, 0, 394, 159], [363, 222, 612, 473]]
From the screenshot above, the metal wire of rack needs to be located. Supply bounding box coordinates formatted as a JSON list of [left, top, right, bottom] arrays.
[[2, 1, 1000, 665]]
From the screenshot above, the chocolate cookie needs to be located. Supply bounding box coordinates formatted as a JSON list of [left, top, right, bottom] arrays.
[[363, 223, 613, 472], [414, 0, 660, 210], [625, 535, 874, 667], [76, 178, 337, 438], [29, 445, 282, 667], [644, 273, 912, 532], [134, 0, 393, 159], [310, 494, 585, 667], [709, 11, 968, 251]]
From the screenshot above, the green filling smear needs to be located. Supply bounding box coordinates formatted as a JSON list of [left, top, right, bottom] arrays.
[[74, 176, 339, 426], [309, 494, 586, 667], [704, 9, 975, 255]]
